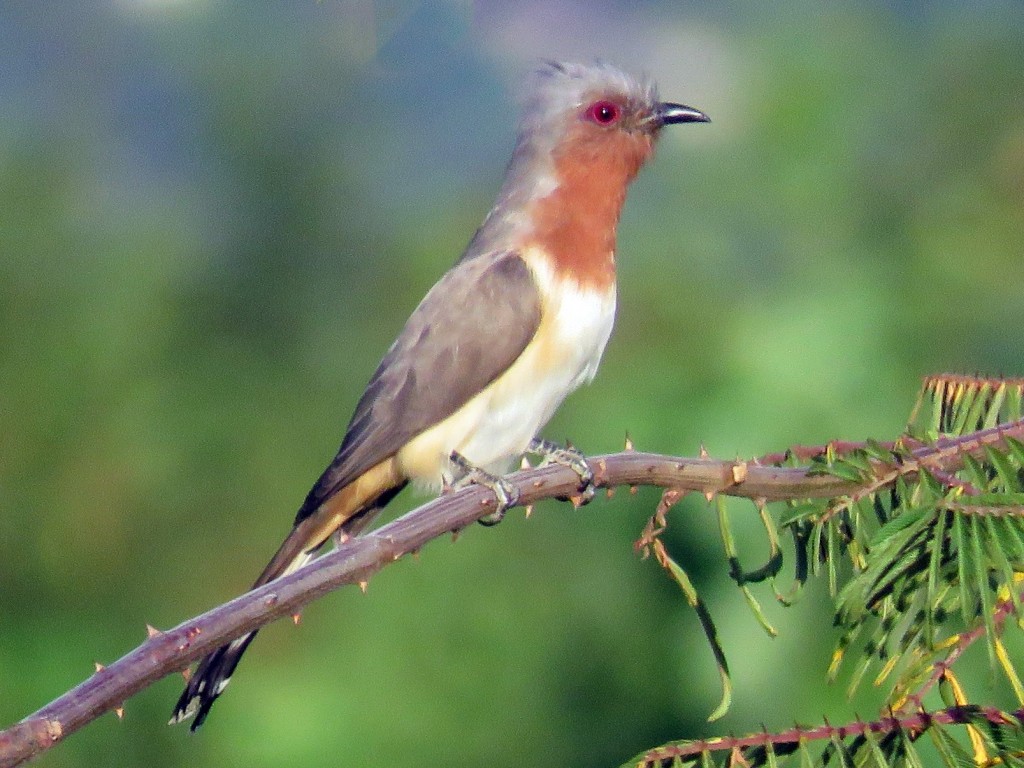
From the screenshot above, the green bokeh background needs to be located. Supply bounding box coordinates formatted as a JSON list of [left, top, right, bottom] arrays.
[[2, 2, 1024, 766]]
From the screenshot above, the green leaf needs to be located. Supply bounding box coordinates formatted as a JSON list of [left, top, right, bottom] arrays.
[[658, 546, 732, 722], [1009, 387, 1023, 423], [954, 511, 975, 624], [798, 740, 814, 768], [987, 516, 1022, 616], [986, 445, 1021, 492], [1005, 436, 1024, 466], [961, 382, 992, 434], [827, 517, 839, 596], [826, 462, 870, 483], [868, 507, 930, 549], [998, 513, 1024, 565], [983, 384, 1008, 430], [970, 492, 1024, 506], [927, 725, 974, 768], [717, 497, 778, 636], [864, 439, 896, 463], [926, 509, 951, 644], [860, 727, 892, 768], [898, 730, 926, 768], [961, 454, 989, 493], [778, 502, 823, 527], [971, 515, 998, 669]]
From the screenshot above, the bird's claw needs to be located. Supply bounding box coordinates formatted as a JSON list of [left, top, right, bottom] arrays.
[[476, 475, 519, 525], [449, 451, 521, 525], [527, 438, 596, 506]]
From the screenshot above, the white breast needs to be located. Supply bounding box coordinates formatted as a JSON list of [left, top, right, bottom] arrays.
[[396, 249, 616, 489]]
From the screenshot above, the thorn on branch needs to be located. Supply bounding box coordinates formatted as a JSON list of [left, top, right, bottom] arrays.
[[23, 442, 1020, 765]]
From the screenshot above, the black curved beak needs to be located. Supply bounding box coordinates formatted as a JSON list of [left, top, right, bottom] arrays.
[[658, 102, 710, 125]]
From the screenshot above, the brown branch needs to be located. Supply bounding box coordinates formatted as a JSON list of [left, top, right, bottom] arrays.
[[634, 705, 1022, 766], [0, 451, 840, 767], [3, 427, 1024, 767]]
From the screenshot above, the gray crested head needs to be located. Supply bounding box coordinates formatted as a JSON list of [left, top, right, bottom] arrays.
[[462, 60, 708, 261], [518, 60, 659, 141], [503, 60, 708, 197], [507, 61, 659, 188], [482, 63, 653, 234]]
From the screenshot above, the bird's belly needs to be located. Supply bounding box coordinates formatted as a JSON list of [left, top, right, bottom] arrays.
[[396, 278, 616, 489]]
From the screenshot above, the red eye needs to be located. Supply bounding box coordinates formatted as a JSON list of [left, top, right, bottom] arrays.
[[585, 100, 621, 125]]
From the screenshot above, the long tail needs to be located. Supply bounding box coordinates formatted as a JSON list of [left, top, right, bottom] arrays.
[[170, 460, 406, 730], [167, 545, 316, 731]]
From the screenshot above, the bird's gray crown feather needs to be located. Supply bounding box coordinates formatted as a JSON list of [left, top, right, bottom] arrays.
[[518, 60, 659, 135]]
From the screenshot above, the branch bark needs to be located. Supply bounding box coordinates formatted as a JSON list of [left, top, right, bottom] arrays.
[[2, 427, 1018, 767]]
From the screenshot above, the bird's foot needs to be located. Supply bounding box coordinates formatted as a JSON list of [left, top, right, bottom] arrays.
[[449, 451, 520, 526], [527, 438, 596, 506]]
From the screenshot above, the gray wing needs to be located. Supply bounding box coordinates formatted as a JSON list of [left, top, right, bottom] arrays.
[[294, 250, 542, 523]]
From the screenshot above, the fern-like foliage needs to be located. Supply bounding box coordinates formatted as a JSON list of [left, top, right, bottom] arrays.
[[630, 374, 1024, 768], [626, 706, 1024, 768]]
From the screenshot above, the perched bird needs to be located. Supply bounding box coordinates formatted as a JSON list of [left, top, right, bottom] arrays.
[[171, 60, 708, 729]]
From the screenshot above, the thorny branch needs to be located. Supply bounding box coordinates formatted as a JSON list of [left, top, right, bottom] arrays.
[[2, 421, 1023, 768], [634, 704, 1024, 767]]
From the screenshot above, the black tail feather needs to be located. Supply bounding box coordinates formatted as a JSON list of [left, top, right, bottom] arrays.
[[170, 630, 259, 731], [169, 483, 405, 729]]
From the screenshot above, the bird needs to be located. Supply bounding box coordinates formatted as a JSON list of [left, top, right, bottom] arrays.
[[170, 59, 708, 730]]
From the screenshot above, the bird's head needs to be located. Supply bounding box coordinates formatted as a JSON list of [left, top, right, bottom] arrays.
[[474, 61, 708, 284], [515, 60, 709, 187]]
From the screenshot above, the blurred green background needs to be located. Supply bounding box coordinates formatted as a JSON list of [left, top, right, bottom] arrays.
[[2, 1, 1024, 766]]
